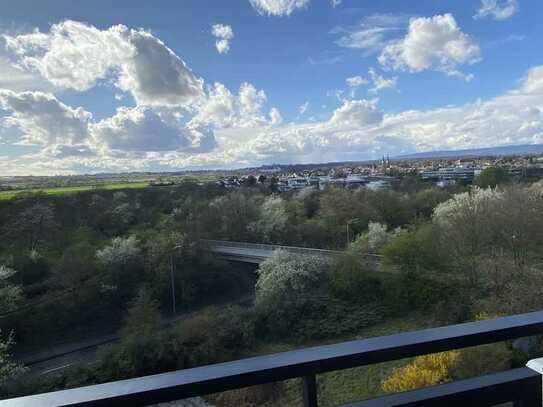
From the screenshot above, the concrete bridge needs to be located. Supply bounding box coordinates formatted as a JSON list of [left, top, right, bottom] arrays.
[[201, 239, 382, 270]]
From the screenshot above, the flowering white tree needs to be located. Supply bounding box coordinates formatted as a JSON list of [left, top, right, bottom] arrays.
[[432, 187, 505, 283], [96, 235, 141, 267], [0, 266, 25, 383], [256, 196, 288, 243], [256, 250, 330, 306], [0, 329, 26, 384], [350, 221, 402, 253], [0, 265, 23, 312], [433, 187, 503, 228], [5, 203, 58, 252]]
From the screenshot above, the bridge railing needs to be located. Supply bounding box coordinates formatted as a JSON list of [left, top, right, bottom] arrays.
[[4, 310, 543, 406], [201, 239, 383, 261]]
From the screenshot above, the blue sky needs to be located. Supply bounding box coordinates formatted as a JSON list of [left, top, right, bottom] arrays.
[[0, 0, 542, 175]]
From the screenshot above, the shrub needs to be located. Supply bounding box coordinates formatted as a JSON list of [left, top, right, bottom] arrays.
[[382, 351, 459, 393], [382, 344, 513, 394], [255, 250, 330, 337], [330, 252, 383, 303], [294, 295, 386, 340]]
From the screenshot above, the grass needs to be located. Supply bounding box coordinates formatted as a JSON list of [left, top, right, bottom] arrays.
[[228, 313, 436, 407], [0, 182, 150, 201]]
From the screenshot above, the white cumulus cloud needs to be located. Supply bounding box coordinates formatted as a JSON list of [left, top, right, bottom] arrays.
[[3, 21, 204, 106], [379, 14, 481, 81], [211, 24, 234, 54], [269, 107, 283, 125], [474, 0, 518, 21], [249, 0, 310, 17], [189, 82, 278, 129], [0, 89, 91, 146], [329, 99, 383, 128], [92, 106, 215, 153]]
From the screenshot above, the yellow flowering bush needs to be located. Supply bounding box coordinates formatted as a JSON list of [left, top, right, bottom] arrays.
[[382, 351, 460, 393]]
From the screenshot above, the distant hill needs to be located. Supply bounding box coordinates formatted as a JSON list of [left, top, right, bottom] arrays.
[[395, 144, 543, 159]]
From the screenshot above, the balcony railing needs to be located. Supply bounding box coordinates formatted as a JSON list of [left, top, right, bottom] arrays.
[[3, 310, 543, 406]]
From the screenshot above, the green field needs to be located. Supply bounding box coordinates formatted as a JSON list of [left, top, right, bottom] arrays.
[[0, 182, 150, 201]]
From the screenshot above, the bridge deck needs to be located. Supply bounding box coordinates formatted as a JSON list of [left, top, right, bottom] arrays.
[[201, 240, 382, 267]]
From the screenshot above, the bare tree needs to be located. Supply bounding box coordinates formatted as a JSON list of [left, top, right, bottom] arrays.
[[5, 203, 58, 252]]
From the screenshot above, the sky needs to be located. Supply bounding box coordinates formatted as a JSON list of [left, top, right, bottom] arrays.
[[0, 0, 542, 175]]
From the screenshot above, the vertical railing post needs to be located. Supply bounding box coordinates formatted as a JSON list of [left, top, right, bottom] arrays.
[[303, 374, 318, 407], [516, 371, 542, 407]]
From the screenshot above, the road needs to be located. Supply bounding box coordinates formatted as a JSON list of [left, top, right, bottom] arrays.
[[20, 295, 254, 377]]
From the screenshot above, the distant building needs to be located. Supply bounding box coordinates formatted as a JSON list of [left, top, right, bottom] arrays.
[[421, 166, 481, 183]]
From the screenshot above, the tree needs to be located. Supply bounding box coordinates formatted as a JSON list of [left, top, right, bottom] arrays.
[[0, 267, 25, 384], [208, 192, 259, 241], [56, 243, 97, 290], [256, 196, 288, 243], [318, 188, 378, 247], [330, 252, 382, 303], [350, 222, 401, 254], [243, 175, 257, 187], [382, 224, 447, 274], [255, 250, 330, 335], [5, 203, 58, 252], [121, 288, 161, 340], [476, 167, 510, 188], [0, 330, 26, 385], [256, 250, 330, 307], [96, 288, 164, 380], [96, 235, 141, 294], [433, 187, 503, 285], [368, 191, 410, 228], [96, 235, 141, 267], [0, 265, 23, 313]]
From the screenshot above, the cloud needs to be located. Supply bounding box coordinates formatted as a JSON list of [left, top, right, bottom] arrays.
[[368, 68, 397, 93], [0, 51, 56, 93], [269, 107, 283, 125], [474, 0, 518, 21], [518, 66, 543, 95], [190, 82, 274, 128], [249, 0, 310, 17], [117, 29, 204, 106], [345, 70, 396, 95], [92, 106, 215, 153], [4, 21, 204, 106], [329, 99, 383, 128], [4, 61, 543, 173], [0, 90, 91, 146], [202, 66, 543, 167], [379, 14, 481, 80], [330, 0, 342, 7], [3, 22, 131, 91], [1, 18, 542, 175], [42, 143, 95, 158], [346, 76, 369, 88], [211, 24, 234, 54], [333, 13, 409, 55]]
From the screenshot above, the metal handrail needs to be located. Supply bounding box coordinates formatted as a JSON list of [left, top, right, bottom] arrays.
[[342, 368, 542, 407], [3, 310, 543, 406]]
